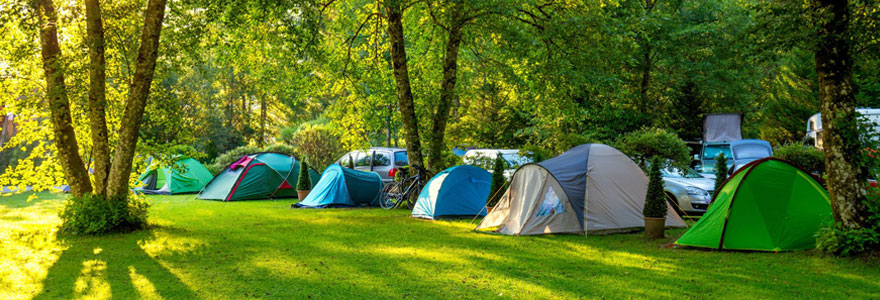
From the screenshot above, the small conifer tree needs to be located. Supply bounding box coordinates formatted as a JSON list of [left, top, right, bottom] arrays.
[[643, 157, 667, 218], [714, 153, 729, 193], [297, 160, 311, 191], [489, 152, 507, 206]]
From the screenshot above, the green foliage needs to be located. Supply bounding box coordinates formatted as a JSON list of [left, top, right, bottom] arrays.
[[817, 184, 880, 257], [643, 157, 667, 219], [296, 160, 311, 191], [210, 145, 262, 174], [617, 127, 690, 171], [774, 144, 825, 175], [58, 194, 150, 235], [714, 153, 729, 193], [284, 123, 345, 172], [488, 153, 507, 206]]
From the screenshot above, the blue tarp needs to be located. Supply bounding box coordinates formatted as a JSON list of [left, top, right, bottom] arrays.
[[293, 164, 384, 208], [412, 165, 491, 219]]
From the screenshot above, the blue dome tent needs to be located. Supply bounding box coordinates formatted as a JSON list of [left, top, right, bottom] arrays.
[[293, 164, 384, 208], [412, 165, 491, 219]]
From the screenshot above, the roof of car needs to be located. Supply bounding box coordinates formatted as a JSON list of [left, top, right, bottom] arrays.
[[355, 147, 406, 152]]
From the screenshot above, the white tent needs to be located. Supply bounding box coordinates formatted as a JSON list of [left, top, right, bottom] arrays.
[[476, 144, 686, 235]]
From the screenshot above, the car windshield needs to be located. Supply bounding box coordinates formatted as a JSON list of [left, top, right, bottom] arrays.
[[501, 153, 531, 169], [703, 145, 732, 161], [662, 167, 704, 179], [732, 144, 771, 160]]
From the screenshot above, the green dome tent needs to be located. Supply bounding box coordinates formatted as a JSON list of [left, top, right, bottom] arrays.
[[198, 152, 320, 201], [135, 157, 213, 195], [675, 158, 832, 251]]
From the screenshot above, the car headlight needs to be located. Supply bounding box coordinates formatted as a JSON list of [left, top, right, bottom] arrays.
[[686, 186, 709, 196]]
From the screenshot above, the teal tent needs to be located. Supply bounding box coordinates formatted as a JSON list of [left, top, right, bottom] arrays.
[[412, 165, 491, 219], [198, 152, 320, 201], [293, 164, 384, 208], [135, 157, 213, 195]]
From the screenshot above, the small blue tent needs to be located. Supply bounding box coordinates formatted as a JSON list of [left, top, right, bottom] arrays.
[[293, 164, 384, 208], [412, 165, 491, 219]]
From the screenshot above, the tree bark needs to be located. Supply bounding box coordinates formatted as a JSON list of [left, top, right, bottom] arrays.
[[386, 0, 425, 169], [427, 14, 464, 171], [37, 0, 92, 197], [259, 95, 267, 147], [85, 0, 111, 196], [813, 0, 871, 229], [105, 0, 167, 197]]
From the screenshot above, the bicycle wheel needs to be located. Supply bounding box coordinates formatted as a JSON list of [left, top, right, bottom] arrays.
[[402, 183, 421, 209], [381, 181, 403, 209]]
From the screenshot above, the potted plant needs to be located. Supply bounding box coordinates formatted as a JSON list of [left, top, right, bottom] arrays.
[[644, 156, 667, 239], [297, 159, 312, 200], [487, 152, 507, 213]]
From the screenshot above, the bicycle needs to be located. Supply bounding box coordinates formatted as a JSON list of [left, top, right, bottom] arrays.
[[381, 165, 431, 209]]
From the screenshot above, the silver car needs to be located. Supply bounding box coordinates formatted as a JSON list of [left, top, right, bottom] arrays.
[[336, 147, 409, 183], [662, 167, 716, 215]]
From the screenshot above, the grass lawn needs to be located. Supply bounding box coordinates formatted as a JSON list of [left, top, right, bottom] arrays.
[[1, 192, 878, 299]]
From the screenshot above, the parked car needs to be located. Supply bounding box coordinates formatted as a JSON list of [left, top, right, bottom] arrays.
[[462, 149, 532, 180], [661, 166, 715, 215], [336, 147, 408, 183], [729, 139, 773, 172]]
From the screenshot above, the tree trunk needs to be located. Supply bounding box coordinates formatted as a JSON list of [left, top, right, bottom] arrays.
[[105, 0, 167, 197], [814, 0, 871, 229], [427, 16, 464, 171], [85, 0, 111, 195], [37, 0, 92, 197], [386, 0, 424, 169], [259, 95, 267, 147]]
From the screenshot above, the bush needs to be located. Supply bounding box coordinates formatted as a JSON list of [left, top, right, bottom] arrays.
[[643, 157, 667, 218], [288, 124, 345, 172], [617, 127, 690, 171], [775, 143, 825, 175], [488, 153, 507, 206], [297, 160, 311, 191], [714, 153, 729, 193], [58, 194, 150, 235], [210, 145, 261, 174], [263, 144, 297, 156], [817, 185, 880, 256]]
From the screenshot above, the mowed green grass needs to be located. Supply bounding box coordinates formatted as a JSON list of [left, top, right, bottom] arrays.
[[1, 192, 878, 299]]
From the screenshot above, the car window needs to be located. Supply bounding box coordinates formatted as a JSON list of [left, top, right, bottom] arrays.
[[355, 151, 371, 167], [373, 152, 391, 167], [663, 167, 703, 178], [502, 153, 531, 169], [394, 151, 409, 166], [338, 152, 353, 166], [703, 145, 732, 160]]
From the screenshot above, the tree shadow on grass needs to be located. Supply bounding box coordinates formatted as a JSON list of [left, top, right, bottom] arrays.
[[33, 227, 200, 300]]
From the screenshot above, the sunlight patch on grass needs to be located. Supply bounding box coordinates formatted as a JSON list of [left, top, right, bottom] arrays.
[[0, 193, 65, 300], [74, 259, 111, 300], [128, 266, 163, 300], [138, 232, 205, 256]]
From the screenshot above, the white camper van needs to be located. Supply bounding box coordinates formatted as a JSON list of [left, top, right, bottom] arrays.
[[806, 108, 880, 149]]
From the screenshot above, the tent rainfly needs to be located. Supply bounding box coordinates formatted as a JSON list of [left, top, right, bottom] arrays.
[[198, 152, 320, 201], [675, 158, 832, 251], [293, 164, 384, 208], [135, 157, 213, 195], [412, 165, 491, 219], [476, 143, 686, 235]]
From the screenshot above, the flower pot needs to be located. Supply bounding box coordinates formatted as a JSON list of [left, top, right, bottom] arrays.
[[644, 217, 666, 239], [297, 190, 310, 200]]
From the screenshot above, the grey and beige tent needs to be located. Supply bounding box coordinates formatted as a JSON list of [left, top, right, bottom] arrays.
[[476, 143, 686, 235]]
